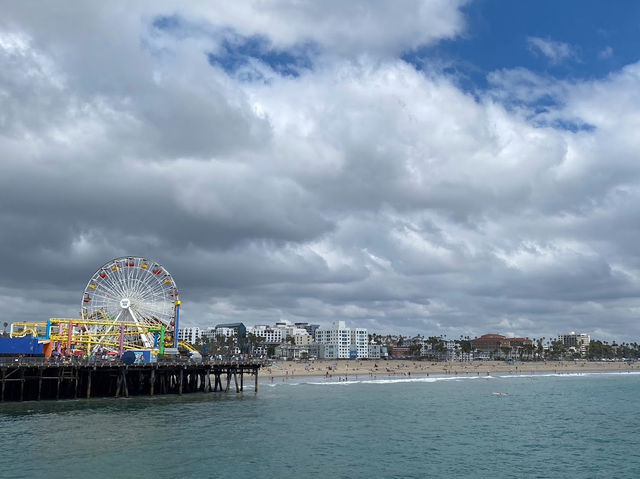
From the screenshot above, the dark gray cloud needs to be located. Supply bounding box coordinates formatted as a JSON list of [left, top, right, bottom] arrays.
[[1, 2, 640, 342]]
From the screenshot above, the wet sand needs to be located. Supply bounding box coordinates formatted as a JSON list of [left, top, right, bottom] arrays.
[[262, 359, 640, 379]]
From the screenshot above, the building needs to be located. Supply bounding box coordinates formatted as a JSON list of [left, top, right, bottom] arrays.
[[178, 327, 202, 344], [293, 333, 314, 346], [274, 343, 324, 360], [388, 346, 410, 358], [295, 322, 320, 338], [471, 334, 533, 359], [247, 325, 285, 343], [420, 338, 461, 361], [558, 332, 590, 355], [315, 321, 369, 359], [368, 344, 383, 359]]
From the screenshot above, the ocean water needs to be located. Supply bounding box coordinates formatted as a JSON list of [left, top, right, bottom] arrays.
[[1, 371, 639, 478]]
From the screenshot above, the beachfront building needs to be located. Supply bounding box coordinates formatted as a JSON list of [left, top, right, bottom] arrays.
[[419, 337, 461, 361], [471, 334, 533, 360], [295, 322, 320, 338], [293, 332, 314, 345], [368, 344, 383, 359], [247, 324, 313, 345], [389, 346, 410, 358], [557, 332, 590, 356], [275, 343, 324, 360], [315, 321, 369, 359], [178, 327, 202, 344], [248, 325, 285, 344]]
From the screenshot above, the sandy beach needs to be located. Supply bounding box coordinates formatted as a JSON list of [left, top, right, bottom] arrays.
[[262, 359, 640, 379]]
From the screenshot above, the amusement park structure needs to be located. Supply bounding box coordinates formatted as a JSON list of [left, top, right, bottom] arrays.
[[9, 256, 191, 357]]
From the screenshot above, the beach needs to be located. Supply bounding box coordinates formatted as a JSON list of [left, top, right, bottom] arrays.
[[263, 358, 640, 379]]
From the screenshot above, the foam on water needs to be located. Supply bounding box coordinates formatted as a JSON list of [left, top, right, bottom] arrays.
[[266, 369, 640, 388]]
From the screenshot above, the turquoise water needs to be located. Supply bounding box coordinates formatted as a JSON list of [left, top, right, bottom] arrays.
[[1, 372, 639, 478]]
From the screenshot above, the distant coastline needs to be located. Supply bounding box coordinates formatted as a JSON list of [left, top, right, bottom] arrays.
[[263, 359, 640, 379]]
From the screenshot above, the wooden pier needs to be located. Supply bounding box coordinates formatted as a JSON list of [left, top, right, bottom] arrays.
[[0, 359, 263, 402]]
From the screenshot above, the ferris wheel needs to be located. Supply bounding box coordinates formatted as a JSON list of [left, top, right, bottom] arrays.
[[81, 256, 179, 350]]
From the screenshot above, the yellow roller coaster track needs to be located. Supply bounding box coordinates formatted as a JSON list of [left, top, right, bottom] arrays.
[[10, 319, 175, 352], [178, 341, 198, 353]]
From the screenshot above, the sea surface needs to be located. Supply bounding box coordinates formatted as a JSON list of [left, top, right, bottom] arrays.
[[1, 371, 639, 478]]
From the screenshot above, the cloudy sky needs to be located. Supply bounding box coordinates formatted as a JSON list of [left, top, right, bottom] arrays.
[[2, 1, 640, 341]]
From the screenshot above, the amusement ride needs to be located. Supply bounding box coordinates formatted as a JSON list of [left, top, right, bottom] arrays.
[[10, 256, 190, 357]]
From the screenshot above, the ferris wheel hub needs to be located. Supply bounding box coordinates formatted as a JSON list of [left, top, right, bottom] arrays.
[[120, 298, 131, 309]]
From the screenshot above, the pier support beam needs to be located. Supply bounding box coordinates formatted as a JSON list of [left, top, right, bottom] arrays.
[[19, 368, 24, 402], [86, 370, 92, 399], [38, 369, 43, 401], [122, 368, 129, 398], [150, 368, 155, 396], [255, 367, 258, 392], [56, 368, 62, 400]]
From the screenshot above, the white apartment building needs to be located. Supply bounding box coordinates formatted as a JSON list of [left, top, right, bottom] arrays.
[[178, 327, 202, 344], [558, 332, 590, 355], [214, 327, 237, 339], [201, 327, 217, 340], [247, 324, 312, 345], [247, 325, 285, 343], [315, 321, 369, 359]]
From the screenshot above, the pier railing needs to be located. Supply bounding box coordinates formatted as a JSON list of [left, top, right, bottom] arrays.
[[0, 357, 269, 368]]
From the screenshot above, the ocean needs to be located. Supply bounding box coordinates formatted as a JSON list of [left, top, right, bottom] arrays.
[[1, 371, 639, 478]]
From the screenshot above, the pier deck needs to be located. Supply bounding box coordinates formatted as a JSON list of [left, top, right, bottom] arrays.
[[0, 358, 264, 402]]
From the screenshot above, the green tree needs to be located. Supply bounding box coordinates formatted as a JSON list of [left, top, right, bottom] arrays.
[[522, 343, 534, 361], [408, 343, 423, 357], [550, 340, 567, 360], [458, 340, 472, 355]]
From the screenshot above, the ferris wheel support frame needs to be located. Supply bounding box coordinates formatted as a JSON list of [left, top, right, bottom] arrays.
[[174, 300, 181, 348]]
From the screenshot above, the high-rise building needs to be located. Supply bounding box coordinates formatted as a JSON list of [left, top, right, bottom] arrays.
[[315, 321, 368, 359], [558, 332, 590, 355], [178, 327, 202, 344]]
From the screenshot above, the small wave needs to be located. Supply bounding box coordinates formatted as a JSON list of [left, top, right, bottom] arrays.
[[303, 375, 482, 386]]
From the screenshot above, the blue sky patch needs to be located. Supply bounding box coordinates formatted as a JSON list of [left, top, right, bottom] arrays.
[[151, 14, 315, 80], [207, 35, 315, 79], [404, 0, 640, 92]]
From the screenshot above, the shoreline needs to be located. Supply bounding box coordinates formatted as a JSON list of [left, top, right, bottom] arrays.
[[261, 359, 640, 380]]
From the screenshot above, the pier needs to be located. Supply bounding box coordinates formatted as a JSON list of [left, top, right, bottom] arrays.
[[0, 358, 264, 402]]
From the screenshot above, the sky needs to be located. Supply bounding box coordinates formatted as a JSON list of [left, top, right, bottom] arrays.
[[2, 1, 640, 341]]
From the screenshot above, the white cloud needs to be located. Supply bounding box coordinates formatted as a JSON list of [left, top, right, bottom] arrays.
[[599, 46, 613, 59], [527, 36, 576, 64]]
